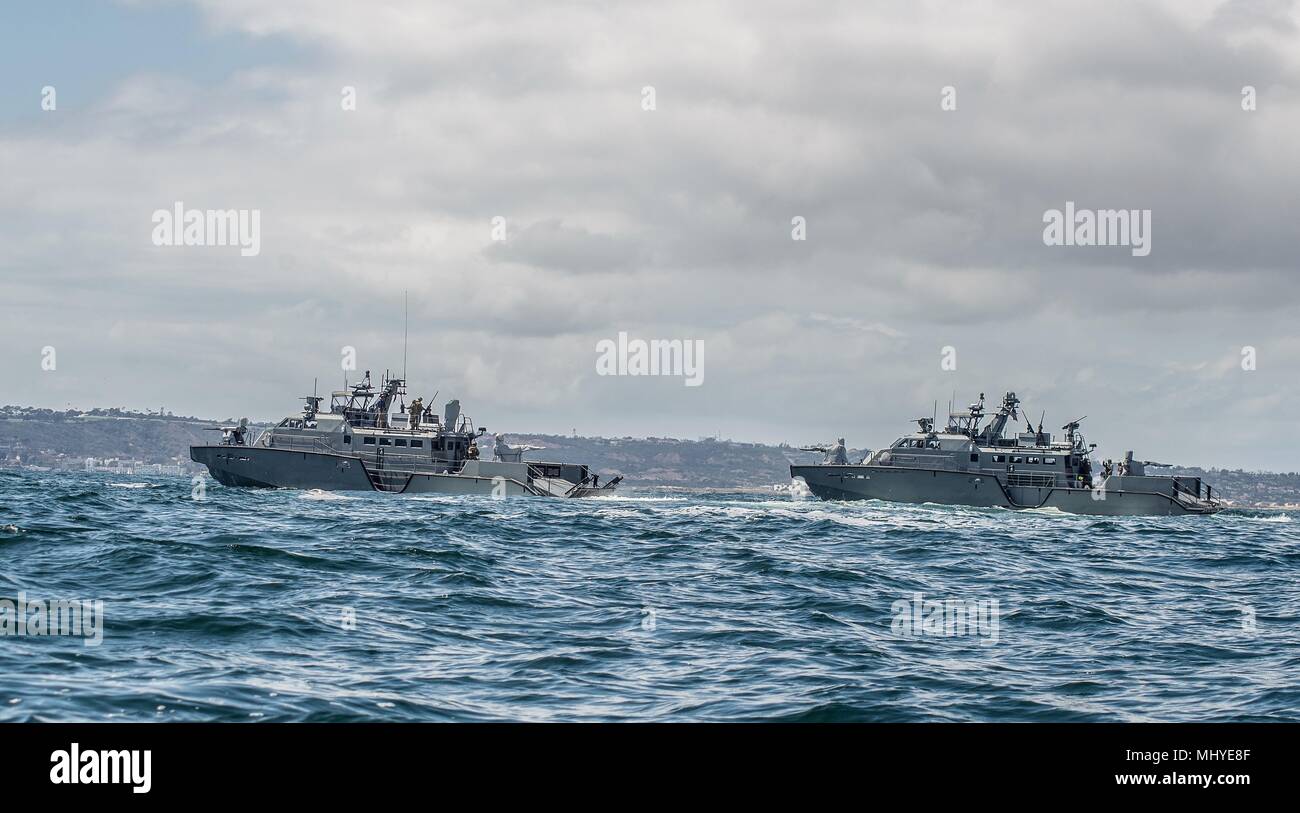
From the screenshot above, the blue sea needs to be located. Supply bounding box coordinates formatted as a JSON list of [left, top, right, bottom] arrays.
[[1, 468, 1297, 722]]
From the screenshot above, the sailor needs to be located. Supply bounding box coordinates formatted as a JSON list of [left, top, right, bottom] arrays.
[[467, 441, 479, 460], [409, 397, 423, 430], [830, 438, 848, 465], [592, 473, 599, 487], [1102, 459, 1113, 477]]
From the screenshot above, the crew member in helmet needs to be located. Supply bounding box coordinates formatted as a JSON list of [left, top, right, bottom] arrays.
[[829, 438, 849, 465]]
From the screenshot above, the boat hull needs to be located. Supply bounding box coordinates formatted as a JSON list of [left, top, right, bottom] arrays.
[[191, 445, 541, 496], [790, 464, 1221, 516]]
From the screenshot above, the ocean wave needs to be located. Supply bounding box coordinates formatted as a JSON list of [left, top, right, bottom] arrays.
[[0, 469, 1297, 722], [585, 494, 689, 503], [299, 489, 353, 501], [1232, 512, 1292, 523]]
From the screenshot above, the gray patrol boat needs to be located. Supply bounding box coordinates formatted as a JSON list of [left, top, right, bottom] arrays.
[[791, 391, 1222, 515], [191, 369, 620, 497]]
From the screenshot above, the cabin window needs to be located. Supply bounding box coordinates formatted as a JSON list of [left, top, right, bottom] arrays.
[[395, 439, 408, 447], [343, 435, 351, 445], [992, 454, 1006, 463], [1045, 457, 1056, 464], [379, 438, 392, 446], [1028, 457, 1041, 464], [363, 437, 376, 445], [1011, 456, 1024, 463], [970, 453, 979, 462], [410, 440, 423, 448]]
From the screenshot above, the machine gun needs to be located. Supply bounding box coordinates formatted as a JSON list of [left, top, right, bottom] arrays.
[[1061, 415, 1086, 446], [1120, 451, 1174, 477], [205, 417, 250, 446], [799, 440, 848, 465]]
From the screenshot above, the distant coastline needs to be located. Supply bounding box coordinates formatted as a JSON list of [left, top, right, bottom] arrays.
[[2, 404, 1298, 506]]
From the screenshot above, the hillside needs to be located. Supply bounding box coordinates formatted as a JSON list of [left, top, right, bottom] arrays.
[[3, 406, 1298, 502], [0, 409, 222, 466], [0, 406, 819, 487], [500, 434, 824, 488]]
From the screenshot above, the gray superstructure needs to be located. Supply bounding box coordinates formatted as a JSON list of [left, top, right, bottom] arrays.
[[791, 391, 1222, 515], [191, 369, 620, 497]]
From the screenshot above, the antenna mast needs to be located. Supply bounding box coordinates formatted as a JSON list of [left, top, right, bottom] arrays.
[[402, 289, 409, 383]]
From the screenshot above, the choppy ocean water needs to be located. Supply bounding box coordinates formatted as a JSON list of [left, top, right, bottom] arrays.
[[1, 468, 1297, 722]]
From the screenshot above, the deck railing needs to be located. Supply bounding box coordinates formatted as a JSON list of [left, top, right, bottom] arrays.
[[1172, 476, 1203, 500], [1006, 472, 1057, 489]]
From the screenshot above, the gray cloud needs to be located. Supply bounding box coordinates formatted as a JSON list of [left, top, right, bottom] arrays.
[[484, 218, 650, 273], [1, 0, 1298, 469]]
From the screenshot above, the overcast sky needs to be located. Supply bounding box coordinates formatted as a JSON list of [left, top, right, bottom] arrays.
[[2, 0, 1298, 469]]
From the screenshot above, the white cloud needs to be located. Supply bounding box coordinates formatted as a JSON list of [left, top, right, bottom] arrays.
[[1, 0, 1298, 467]]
